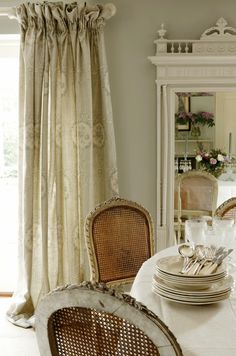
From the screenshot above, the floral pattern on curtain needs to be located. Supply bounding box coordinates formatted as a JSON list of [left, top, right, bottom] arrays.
[[7, 2, 118, 327]]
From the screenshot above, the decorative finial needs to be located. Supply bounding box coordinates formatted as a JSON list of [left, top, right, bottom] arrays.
[[216, 17, 228, 29], [157, 24, 167, 39], [101, 3, 117, 20]]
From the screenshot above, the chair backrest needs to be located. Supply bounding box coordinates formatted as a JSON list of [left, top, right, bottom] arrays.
[[214, 197, 236, 221], [175, 170, 218, 219], [35, 282, 182, 356], [85, 197, 154, 287]]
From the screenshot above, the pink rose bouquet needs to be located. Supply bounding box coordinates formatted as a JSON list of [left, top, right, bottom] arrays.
[[195, 148, 227, 177]]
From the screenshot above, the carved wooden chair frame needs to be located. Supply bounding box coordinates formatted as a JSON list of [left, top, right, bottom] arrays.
[[175, 170, 218, 242], [215, 196, 236, 222], [85, 196, 155, 288], [35, 282, 183, 356]]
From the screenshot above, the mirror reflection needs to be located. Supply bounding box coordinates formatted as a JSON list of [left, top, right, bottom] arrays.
[[175, 92, 236, 175], [174, 92, 236, 241]]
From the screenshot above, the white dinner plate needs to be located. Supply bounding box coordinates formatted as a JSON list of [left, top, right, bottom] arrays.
[[155, 268, 226, 283], [155, 270, 227, 289], [155, 266, 226, 281], [152, 274, 234, 296], [152, 284, 231, 302], [156, 255, 226, 278], [153, 286, 231, 303], [152, 286, 232, 305]]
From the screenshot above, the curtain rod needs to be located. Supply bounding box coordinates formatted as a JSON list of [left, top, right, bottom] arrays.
[[0, 7, 16, 19], [0, 3, 116, 20]]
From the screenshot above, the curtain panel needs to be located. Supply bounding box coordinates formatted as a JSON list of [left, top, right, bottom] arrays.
[[7, 2, 118, 327], [156, 85, 175, 251]]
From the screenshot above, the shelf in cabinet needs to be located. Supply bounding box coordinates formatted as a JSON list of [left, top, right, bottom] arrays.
[[175, 139, 213, 143]]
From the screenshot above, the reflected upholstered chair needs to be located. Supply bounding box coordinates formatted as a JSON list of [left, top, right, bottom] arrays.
[[214, 197, 236, 222], [35, 282, 183, 356], [174, 170, 218, 242], [85, 197, 154, 290]]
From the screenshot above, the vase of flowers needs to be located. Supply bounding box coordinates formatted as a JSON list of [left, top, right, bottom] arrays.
[[191, 125, 201, 138], [193, 111, 215, 127], [175, 111, 215, 133], [195, 147, 227, 178]]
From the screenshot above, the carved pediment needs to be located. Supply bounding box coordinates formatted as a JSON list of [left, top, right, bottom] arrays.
[[200, 18, 236, 40], [154, 18, 236, 55]]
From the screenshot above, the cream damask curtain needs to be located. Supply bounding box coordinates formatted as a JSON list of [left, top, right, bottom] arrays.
[[7, 2, 118, 327], [156, 85, 175, 251]]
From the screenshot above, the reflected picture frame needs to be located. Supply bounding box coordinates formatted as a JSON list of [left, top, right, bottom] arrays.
[[177, 121, 191, 131], [177, 95, 191, 131], [178, 95, 191, 112]]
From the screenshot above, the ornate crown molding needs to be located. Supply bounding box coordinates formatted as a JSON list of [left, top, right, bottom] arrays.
[[154, 18, 236, 56]]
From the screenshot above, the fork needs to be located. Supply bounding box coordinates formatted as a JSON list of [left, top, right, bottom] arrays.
[[183, 246, 225, 275], [200, 248, 233, 275]]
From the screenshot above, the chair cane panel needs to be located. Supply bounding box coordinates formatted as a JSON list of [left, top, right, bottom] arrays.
[[85, 197, 154, 287], [48, 306, 160, 356], [92, 206, 151, 283]]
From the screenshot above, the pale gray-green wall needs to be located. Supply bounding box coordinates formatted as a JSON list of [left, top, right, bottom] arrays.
[[1, 0, 236, 227]]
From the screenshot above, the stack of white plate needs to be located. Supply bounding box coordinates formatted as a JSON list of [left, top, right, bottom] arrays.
[[152, 255, 234, 305]]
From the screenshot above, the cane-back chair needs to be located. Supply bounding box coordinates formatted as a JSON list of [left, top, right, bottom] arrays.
[[214, 197, 236, 222], [35, 282, 183, 356], [175, 170, 218, 242], [85, 197, 154, 289]]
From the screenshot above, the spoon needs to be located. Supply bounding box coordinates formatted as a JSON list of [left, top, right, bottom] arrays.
[[183, 245, 206, 275], [178, 244, 195, 272], [178, 243, 195, 258], [180, 244, 205, 274]]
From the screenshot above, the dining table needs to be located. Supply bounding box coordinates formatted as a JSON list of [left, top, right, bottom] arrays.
[[130, 244, 236, 356]]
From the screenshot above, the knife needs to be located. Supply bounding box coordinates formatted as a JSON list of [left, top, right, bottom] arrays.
[[200, 248, 233, 275]]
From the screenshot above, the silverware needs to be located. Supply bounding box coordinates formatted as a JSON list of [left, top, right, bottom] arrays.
[[178, 244, 195, 273], [183, 246, 205, 275], [194, 246, 226, 275], [180, 245, 229, 275], [200, 249, 233, 275]]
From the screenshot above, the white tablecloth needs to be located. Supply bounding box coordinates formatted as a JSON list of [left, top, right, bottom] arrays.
[[130, 245, 236, 356], [217, 174, 236, 207]]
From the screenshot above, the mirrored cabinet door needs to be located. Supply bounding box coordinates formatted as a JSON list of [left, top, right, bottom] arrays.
[[174, 92, 234, 174]]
